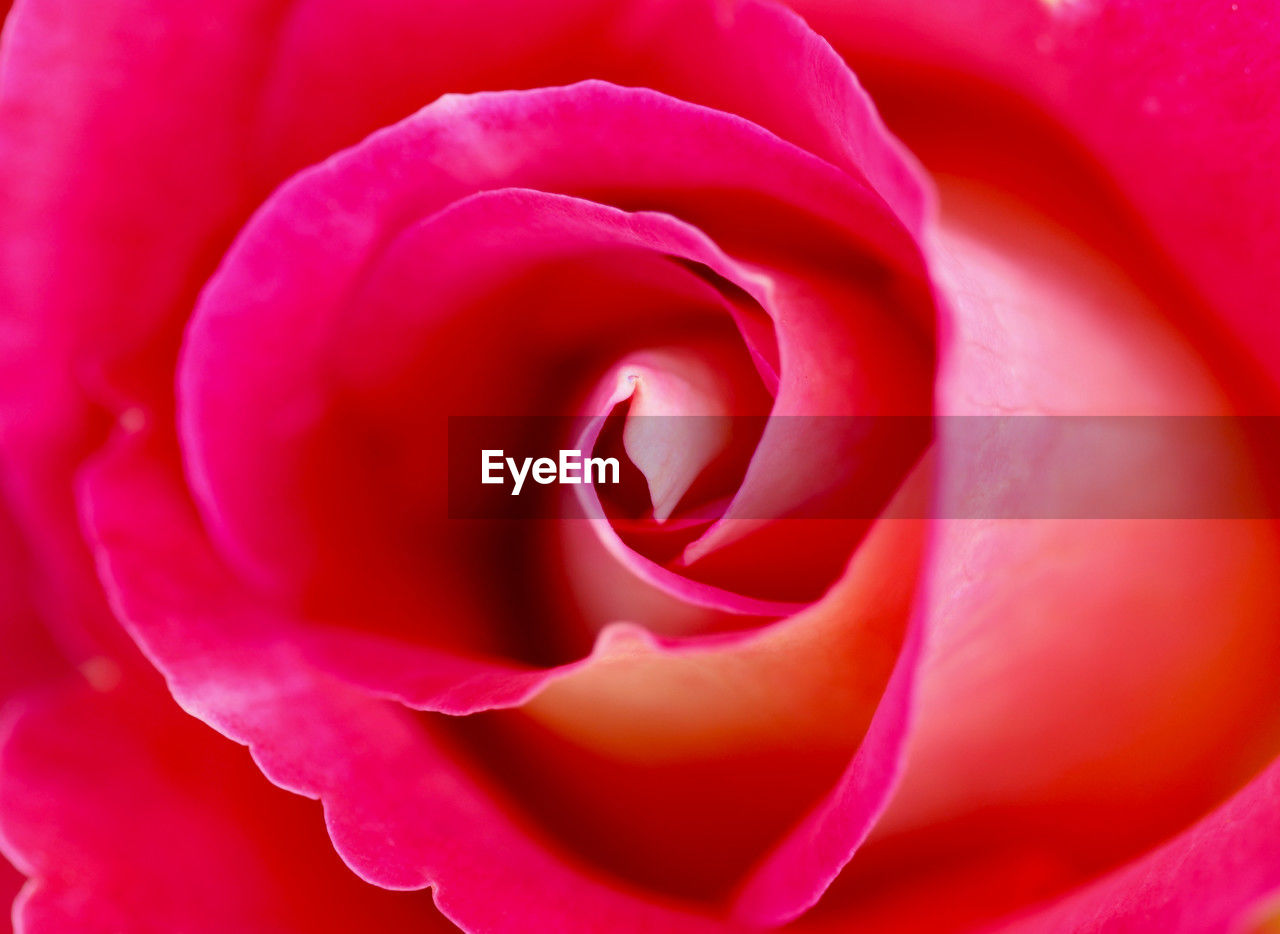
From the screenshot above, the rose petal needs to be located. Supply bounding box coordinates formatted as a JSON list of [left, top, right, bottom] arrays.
[[781, 168, 1280, 931], [79, 431, 749, 931], [884, 177, 1280, 839], [0, 676, 447, 934], [994, 753, 1280, 934], [727, 518, 928, 924], [0, 0, 931, 707], [610, 348, 753, 523], [4, 0, 945, 924], [789, 0, 1280, 399], [0, 0, 928, 430], [180, 84, 925, 616], [85, 410, 930, 922]]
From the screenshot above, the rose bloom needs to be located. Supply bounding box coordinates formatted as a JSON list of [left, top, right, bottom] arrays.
[[1, 0, 1279, 932]]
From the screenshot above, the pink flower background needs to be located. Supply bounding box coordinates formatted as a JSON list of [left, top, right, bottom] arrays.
[[1, 1, 1280, 931]]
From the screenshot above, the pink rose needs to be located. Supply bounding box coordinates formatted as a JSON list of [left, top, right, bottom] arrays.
[[2, 1, 1279, 932]]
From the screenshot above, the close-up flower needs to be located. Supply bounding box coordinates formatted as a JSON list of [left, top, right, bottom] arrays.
[[1, 1, 1279, 932]]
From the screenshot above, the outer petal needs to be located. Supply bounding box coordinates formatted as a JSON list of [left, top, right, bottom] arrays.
[[788, 0, 1280, 396], [778, 3, 1280, 926], [2, 480, 440, 931], [775, 125, 1280, 932], [0, 676, 447, 934], [995, 754, 1280, 933]]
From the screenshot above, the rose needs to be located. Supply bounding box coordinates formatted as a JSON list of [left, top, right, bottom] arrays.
[[3, 1, 1279, 932], [1, 2, 1279, 933]]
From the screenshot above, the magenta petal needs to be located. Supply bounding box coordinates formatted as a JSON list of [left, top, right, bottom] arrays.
[[0, 676, 447, 934], [6, 4, 945, 927], [255, 0, 934, 233], [83, 410, 929, 928], [178, 83, 921, 600], [78, 434, 743, 932], [0, 0, 927, 442], [0, 0, 931, 660], [730, 568, 924, 925], [603, 0, 932, 233], [82, 429, 561, 716]]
